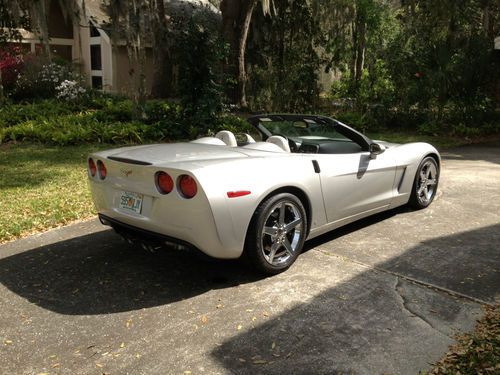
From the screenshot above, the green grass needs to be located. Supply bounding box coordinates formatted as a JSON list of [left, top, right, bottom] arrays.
[[0, 143, 110, 243]]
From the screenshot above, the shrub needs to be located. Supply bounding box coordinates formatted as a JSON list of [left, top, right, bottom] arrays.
[[12, 56, 83, 100], [0, 99, 80, 127], [0, 97, 255, 146], [56, 80, 87, 101], [0, 46, 29, 92], [177, 18, 228, 136]]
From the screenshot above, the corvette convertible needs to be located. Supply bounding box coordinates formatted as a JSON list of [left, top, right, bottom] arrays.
[[88, 114, 440, 274]]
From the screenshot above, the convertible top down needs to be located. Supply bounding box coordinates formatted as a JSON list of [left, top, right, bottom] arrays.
[[88, 114, 440, 274]]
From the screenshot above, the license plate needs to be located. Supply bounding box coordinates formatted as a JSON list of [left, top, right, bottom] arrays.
[[119, 191, 143, 214]]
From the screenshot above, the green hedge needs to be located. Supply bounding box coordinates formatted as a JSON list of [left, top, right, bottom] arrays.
[[0, 98, 251, 145]]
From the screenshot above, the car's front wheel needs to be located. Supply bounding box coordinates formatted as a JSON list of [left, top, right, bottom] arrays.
[[409, 156, 440, 209], [244, 193, 307, 275]]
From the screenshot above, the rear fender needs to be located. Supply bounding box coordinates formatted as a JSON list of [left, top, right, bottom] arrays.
[[194, 157, 327, 257]]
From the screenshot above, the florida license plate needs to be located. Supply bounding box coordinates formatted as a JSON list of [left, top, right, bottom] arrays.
[[119, 191, 143, 214]]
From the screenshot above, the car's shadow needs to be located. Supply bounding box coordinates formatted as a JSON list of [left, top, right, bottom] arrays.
[[303, 205, 405, 252], [0, 229, 263, 315], [0, 207, 409, 316]]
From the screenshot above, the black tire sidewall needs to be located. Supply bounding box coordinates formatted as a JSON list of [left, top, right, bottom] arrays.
[[244, 193, 307, 275], [410, 156, 439, 209]]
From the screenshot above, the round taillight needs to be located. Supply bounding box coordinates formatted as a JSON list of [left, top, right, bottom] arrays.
[[179, 175, 197, 199], [156, 172, 174, 194], [88, 158, 96, 177], [97, 160, 107, 180]]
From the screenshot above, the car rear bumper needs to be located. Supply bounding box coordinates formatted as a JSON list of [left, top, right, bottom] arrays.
[[89, 179, 244, 259], [99, 214, 198, 250]]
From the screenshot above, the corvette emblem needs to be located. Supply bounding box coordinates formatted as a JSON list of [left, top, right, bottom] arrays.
[[121, 169, 133, 177]]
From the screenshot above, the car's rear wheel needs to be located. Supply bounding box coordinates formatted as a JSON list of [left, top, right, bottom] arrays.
[[409, 156, 439, 209], [244, 193, 307, 275]]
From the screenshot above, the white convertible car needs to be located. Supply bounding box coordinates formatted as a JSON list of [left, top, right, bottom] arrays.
[[88, 114, 440, 274]]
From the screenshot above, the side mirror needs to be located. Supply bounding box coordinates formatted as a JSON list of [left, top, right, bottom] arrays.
[[369, 143, 386, 159]]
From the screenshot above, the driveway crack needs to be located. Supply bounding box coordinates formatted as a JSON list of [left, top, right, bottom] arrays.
[[312, 247, 492, 307], [393, 277, 451, 338]]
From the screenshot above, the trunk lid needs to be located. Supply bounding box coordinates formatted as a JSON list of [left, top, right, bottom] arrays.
[[99, 143, 248, 165]]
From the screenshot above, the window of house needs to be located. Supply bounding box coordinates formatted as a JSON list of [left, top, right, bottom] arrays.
[[90, 44, 102, 71], [51, 45, 72, 62], [91, 76, 103, 89], [90, 24, 100, 37]]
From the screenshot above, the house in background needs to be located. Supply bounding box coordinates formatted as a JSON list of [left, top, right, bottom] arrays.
[[7, 0, 215, 95], [7, 0, 154, 94]]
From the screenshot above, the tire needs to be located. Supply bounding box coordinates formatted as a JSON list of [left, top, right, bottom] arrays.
[[244, 193, 307, 275], [409, 156, 440, 209]]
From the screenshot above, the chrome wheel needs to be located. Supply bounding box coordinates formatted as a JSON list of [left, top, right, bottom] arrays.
[[410, 156, 439, 209], [261, 200, 303, 266], [416, 160, 438, 205]]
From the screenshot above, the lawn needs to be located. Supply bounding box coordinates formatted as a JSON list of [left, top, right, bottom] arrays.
[[0, 143, 109, 243]]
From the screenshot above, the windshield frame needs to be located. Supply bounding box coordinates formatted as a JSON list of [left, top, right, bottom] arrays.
[[247, 114, 373, 152]]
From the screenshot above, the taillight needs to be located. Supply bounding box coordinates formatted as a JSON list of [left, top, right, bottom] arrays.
[[156, 172, 174, 194], [97, 160, 107, 180], [88, 158, 96, 177], [178, 175, 197, 199]]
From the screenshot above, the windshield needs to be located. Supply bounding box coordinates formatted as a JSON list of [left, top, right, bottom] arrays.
[[257, 118, 350, 141]]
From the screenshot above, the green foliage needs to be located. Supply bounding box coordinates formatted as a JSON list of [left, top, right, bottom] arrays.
[[213, 113, 253, 134], [177, 18, 228, 137], [10, 55, 85, 100], [0, 97, 251, 146], [247, 0, 322, 112], [384, 0, 499, 129]]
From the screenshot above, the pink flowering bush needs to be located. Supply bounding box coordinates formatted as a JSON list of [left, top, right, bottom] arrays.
[[0, 47, 31, 92]]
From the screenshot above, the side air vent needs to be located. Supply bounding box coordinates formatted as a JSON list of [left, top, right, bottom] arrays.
[[107, 156, 152, 165]]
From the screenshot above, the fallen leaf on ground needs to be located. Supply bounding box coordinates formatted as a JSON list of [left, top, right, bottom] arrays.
[[252, 359, 267, 364]]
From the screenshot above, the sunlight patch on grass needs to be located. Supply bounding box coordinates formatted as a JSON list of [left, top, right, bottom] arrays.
[[0, 143, 109, 243]]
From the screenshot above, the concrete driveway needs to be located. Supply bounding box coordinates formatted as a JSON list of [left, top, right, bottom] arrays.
[[1, 143, 499, 375]]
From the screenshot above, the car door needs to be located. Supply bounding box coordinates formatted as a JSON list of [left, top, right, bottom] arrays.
[[316, 150, 397, 224]]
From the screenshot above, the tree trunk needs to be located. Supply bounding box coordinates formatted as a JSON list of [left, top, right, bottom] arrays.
[[482, 4, 490, 37], [355, 18, 366, 84], [151, 0, 171, 98], [31, 0, 51, 59], [221, 0, 257, 109], [350, 19, 357, 89], [351, 4, 366, 98], [237, 0, 257, 109]]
